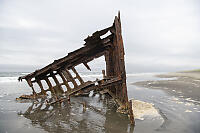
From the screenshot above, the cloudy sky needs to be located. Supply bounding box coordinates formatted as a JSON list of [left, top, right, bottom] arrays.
[[0, 0, 200, 73]]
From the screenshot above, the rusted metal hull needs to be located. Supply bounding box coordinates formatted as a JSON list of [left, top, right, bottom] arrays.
[[18, 12, 134, 124]]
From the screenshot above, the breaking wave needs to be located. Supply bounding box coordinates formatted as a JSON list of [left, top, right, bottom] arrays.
[[0, 77, 18, 83]]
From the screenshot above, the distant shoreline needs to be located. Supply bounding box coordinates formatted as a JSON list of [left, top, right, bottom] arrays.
[[133, 70, 200, 103]]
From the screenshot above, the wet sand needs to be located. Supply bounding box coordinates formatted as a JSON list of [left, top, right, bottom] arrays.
[[133, 71, 200, 103], [1, 72, 200, 133], [130, 71, 200, 133]]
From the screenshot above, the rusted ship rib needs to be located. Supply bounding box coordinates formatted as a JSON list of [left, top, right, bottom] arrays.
[[18, 12, 134, 125]]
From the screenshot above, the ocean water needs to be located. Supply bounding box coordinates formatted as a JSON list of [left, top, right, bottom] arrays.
[[0, 72, 200, 133]]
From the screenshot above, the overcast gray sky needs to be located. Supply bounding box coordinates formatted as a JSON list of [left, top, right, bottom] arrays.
[[0, 0, 200, 73]]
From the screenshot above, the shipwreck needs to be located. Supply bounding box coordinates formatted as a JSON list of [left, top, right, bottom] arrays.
[[18, 12, 135, 125]]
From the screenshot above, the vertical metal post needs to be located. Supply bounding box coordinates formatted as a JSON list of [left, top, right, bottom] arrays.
[[36, 79, 47, 95], [26, 78, 37, 96], [44, 77, 56, 94], [51, 72, 64, 94], [71, 67, 84, 84], [129, 100, 135, 125], [58, 71, 72, 92]]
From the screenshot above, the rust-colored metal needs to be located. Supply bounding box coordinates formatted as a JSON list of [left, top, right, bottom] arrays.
[[18, 12, 134, 124]]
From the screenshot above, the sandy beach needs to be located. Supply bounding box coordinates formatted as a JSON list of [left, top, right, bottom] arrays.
[[1, 72, 200, 133], [133, 71, 200, 103]]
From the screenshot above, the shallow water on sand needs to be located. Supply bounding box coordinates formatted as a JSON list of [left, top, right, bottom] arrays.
[[0, 72, 200, 133]]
